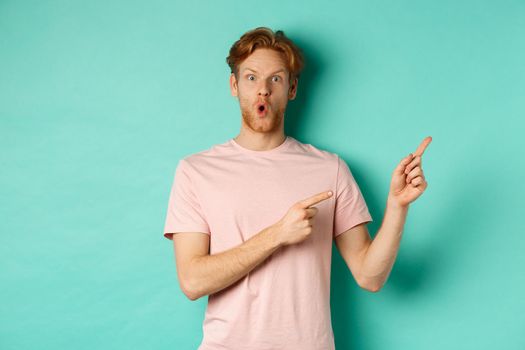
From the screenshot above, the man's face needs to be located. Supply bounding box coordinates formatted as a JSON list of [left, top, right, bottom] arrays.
[[230, 48, 298, 134]]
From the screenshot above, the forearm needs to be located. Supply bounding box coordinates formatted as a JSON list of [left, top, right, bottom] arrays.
[[186, 226, 281, 300], [360, 197, 409, 290]]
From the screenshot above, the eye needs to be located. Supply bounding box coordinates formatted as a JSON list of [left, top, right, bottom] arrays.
[[247, 74, 255, 81], [272, 76, 281, 82]]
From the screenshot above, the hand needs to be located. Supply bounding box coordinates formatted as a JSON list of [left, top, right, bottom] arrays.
[[273, 191, 333, 247], [388, 136, 432, 208]]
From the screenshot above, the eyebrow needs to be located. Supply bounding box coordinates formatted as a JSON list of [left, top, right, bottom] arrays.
[[243, 68, 286, 75]]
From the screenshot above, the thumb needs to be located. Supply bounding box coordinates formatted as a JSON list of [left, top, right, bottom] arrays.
[[394, 153, 413, 175]]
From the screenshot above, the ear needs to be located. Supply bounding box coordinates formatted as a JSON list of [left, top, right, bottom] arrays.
[[288, 77, 298, 100], [230, 73, 238, 97]]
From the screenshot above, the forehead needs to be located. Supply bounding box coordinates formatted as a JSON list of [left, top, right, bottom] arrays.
[[239, 48, 288, 74]]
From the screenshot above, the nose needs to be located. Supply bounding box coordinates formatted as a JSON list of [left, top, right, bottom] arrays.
[[258, 81, 271, 97]]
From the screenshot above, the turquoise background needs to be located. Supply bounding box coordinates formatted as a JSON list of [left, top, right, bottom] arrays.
[[1, 1, 524, 349]]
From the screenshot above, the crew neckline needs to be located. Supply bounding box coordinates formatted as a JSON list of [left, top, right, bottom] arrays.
[[229, 136, 292, 155]]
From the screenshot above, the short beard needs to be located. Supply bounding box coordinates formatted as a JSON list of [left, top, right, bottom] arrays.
[[240, 105, 285, 133]]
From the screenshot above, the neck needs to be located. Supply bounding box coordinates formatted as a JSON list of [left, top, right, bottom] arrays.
[[233, 131, 287, 151]]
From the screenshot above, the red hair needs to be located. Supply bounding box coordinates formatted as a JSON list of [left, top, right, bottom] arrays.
[[226, 27, 305, 83]]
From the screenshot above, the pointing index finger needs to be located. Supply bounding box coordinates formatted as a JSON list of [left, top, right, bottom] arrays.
[[413, 136, 432, 157], [299, 191, 333, 208]]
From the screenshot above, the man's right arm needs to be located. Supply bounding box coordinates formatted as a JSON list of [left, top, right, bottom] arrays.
[[171, 225, 282, 301], [170, 189, 333, 301]]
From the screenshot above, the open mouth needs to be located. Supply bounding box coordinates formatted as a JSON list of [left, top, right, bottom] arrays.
[[256, 103, 268, 116]]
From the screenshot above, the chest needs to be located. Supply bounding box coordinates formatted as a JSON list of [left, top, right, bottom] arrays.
[[194, 157, 336, 245]]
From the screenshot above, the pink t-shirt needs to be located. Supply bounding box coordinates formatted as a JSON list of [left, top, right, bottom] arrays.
[[164, 135, 373, 350]]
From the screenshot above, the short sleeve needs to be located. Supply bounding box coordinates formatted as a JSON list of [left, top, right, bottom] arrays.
[[333, 156, 373, 238], [163, 159, 211, 240]]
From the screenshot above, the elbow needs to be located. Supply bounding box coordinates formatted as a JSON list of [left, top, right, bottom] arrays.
[[178, 259, 208, 301], [358, 277, 383, 293], [186, 292, 201, 301], [181, 284, 201, 301], [182, 287, 198, 301], [181, 283, 202, 301], [362, 283, 382, 293], [180, 278, 203, 301]]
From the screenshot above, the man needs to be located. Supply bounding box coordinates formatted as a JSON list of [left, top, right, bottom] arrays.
[[163, 27, 431, 350]]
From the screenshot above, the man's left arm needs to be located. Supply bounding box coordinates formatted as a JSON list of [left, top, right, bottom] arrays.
[[335, 136, 432, 292]]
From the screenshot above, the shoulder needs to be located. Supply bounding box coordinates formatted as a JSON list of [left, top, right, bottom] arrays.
[[178, 139, 232, 169], [289, 136, 341, 165]]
